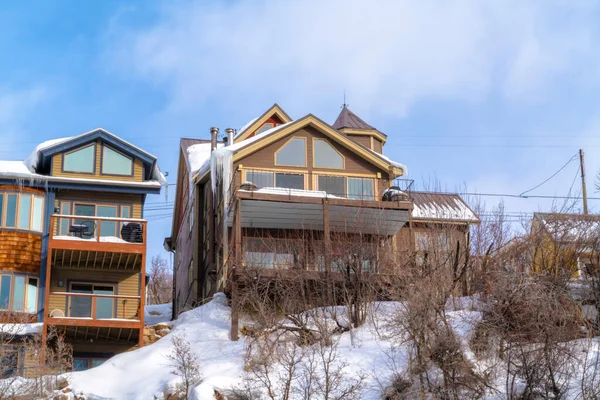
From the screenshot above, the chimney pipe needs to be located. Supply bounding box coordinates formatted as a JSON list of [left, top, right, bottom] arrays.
[[225, 128, 235, 147], [210, 127, 219, 151]]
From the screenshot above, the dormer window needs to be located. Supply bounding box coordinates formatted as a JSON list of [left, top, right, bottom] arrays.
[[101, 145, 133, 176], [255, 123, 275, 135], [275, 137, 306, 167], [313, 139, 344, 169], [63, 144, 95, 174]]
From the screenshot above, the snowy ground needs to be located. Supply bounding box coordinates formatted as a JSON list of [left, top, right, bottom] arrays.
[[3, 294, 599, 399], [144, 302, 173, 326]]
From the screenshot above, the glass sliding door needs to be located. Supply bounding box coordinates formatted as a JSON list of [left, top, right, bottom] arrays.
[[69, 284, 92, 317], [97, 206, 118, 237], [74, 204, 96, 238], [94, 286, 115, 319]]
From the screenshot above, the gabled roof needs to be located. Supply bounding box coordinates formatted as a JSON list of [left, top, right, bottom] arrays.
[[31, 128, 160, 181], [234, 104, 293, 143], [229, 114, 406, 177], [533, 212, 600, 243], [333, 105, 375, 130], [411, 191, 479, 224]]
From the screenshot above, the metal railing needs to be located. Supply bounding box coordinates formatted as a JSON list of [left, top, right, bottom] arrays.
[[47, 292, 141, 321], [233, 170, 414, 202], [50, 214, 147, 245]]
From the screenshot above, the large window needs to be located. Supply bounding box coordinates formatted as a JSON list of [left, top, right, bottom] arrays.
[[316, 175, 374, 199], [101, 146, 133, 176], [58, 201, 130, 237], [314, 139, 344, 169], [0, 274, 38, 314], [275, 138, 306, 167], [245, 238, 295, 269], [245, 170, 305, 190], [0, 192, 44, 232], [63, 144, 95, 173]]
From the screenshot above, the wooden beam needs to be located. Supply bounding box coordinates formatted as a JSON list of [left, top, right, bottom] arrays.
[[323, 198, 331, 271], [138, 223, 147, 348], [230, 282, 239, 341]]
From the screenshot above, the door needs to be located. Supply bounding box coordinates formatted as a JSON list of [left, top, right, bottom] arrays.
[[94, 285, 115, 319], [74, 204, 96, 238], [69, 283, 92, 317], [97, 206, 118, 237]]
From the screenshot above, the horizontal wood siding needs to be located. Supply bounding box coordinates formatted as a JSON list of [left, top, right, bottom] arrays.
[[51, 140, 144, 182], [0, 231, 42, 274], [48, 269, 140, 320], [373, 139, 383, 154], [347, 135, 371, 149]]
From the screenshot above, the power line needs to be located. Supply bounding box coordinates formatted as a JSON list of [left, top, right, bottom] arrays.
[[518, 154, 578, 197]]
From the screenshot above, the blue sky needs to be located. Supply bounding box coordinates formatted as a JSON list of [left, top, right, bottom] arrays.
[[2, 0, 600, 260]]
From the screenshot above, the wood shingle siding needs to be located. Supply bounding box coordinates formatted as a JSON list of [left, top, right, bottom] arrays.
[[0, 231, 42, 274], [48, 269, 141, 320], [51, 140, 145, 182]]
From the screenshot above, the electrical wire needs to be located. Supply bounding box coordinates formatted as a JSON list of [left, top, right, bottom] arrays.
[[518, 154, 578, 197]]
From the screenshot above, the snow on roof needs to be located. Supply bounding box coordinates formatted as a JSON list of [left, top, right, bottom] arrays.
[[25, 137, 73, 173], [227, 121, 294, 152], [535, 213, 600, 243], [377, 152, 407, 174], [239, 187, 343, 199], [3, 129, 166, 186], [187, 142, 224, 175], [411, 192, 479, 223], [234, 117, 259, 138]]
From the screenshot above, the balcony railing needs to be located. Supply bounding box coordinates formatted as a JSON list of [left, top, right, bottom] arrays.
[[225, 168, 413, 205], [47, 292, 141, 321], [49, 214, 147, 247]]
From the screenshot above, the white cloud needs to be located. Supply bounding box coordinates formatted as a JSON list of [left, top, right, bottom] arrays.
[[107, 0, 600, 116]]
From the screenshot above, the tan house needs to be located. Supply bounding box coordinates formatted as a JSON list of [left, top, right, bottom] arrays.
[[166, 104, 479, 339]]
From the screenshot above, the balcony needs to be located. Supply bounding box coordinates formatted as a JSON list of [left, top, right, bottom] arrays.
[[46, 292, 141, 329], [225, 174, 414, 236], [48, 214, 147, 255]]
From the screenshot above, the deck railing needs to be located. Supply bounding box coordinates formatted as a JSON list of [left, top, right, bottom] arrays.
[[47, 292, 141, 321], [49, 214, 147, 246]]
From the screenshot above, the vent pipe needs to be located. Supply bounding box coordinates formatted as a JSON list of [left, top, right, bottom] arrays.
[[210, 127, 219, 151], [225, 128, 235, 147]]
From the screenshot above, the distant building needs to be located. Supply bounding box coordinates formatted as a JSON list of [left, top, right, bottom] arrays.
[[166, 104, 479, 340], [0, 128, 163, 374], [532, 212, 600, 277]]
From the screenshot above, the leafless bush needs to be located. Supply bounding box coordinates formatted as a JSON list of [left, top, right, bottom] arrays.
[[166, 334, 202, 399]]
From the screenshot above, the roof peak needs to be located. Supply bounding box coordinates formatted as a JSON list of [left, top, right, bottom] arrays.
[[332, 104, 375, 131]]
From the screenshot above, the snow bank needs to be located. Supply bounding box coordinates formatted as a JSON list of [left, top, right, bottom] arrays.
[[0, 323, 42, 335], [67, 293, 245, 400], [145, 303, 173, 326]]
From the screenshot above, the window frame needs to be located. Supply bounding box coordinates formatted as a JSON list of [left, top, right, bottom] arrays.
[[67, 281, 117, 319], [62, 143, 97, 175], [100, 145, 134, 177], [0, 191, 44, 233], [274, 137, 307, 167], [244, 169, 307, 191], [244, 237, 298, 269], [315, 174, 375, 200], [312, 138, 345, 170], [0, 273, 39, 314], [60, 200, 133, 238]]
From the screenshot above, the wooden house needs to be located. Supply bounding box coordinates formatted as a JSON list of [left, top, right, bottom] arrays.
[[166, 104, 479, 340], [0, 128, 163, 374], [531, 212, 600, 277]]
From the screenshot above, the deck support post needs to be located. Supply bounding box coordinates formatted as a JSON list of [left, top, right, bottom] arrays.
[[322, 199, 331, 271], [139, 222, 148, 348], [230, 281, 239, 341], [41, 218, 55, 365]]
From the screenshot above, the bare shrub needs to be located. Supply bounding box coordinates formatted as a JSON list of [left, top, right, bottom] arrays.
[[166, 334, 202, 399]]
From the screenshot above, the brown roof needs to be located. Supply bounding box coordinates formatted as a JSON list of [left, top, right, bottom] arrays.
[[410, 191, 479, 223], [332, 105, 376, 130], [180, 138, 210, 167]]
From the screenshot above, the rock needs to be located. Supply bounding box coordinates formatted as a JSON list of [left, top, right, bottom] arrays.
[[56, 377, 70, 390], [155, 323, 171, 331]]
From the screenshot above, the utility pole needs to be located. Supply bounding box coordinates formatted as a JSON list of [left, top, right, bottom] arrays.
[[580, 149, 588, 214]]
